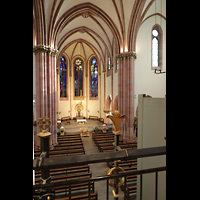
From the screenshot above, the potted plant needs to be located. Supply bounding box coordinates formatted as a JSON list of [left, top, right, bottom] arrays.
[[60, 126, 65, 135]]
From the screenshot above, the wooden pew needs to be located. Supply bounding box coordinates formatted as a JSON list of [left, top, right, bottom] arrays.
[[35, 165, 90, 179], [52, 182, 95, 199], [35, 173, 95, 198], [34, 133, 98, 199], [56, 192, 98, 200], [88, 116, 98, 120], [35, 172, 92, 184]]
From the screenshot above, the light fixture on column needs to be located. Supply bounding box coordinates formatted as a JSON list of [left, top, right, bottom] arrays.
[[33, 95, 36, 107]]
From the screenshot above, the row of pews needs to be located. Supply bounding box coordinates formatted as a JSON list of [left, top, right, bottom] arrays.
[[92, 131, 137, 200], [34, 133, 98, 200]]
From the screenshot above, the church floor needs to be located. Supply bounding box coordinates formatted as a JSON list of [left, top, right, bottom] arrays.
[[81, 135, 125, 200], [60, 120, 135, 199]]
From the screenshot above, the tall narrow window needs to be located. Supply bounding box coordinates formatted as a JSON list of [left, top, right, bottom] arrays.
[[108, 57, 111, 70], [60, 56, 67, 97], [74, 58, 83, 97], [152, 29, 159, 67], [116, 59, 118, 71], [90, 58, 98, 98], [151, 24, 163, 70]]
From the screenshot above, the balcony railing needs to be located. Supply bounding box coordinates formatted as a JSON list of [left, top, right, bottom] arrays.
[[33, 146, 166, 200]]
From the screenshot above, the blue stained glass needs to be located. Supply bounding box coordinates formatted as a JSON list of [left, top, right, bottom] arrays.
[[60, 56, 67, 97], [90, 58, 98, 97], [74, 59, 83, 96]]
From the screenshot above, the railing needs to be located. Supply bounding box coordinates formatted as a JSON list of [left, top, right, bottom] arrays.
[[33, 166, 166, 200], [33, 146, 166, 200]]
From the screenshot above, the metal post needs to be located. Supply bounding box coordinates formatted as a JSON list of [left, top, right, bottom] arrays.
[[33, 116, 55, 200], [39, 132, 51, 184], [107, 110, 127, 200], [114, 133, 120, 200]]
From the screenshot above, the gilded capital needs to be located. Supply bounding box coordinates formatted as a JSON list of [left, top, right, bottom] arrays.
[[33, 45, 58, 56], [116, 51, 136, 60]]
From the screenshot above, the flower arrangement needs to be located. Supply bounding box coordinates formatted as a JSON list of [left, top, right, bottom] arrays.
[[94, 126, 100, 132], [60, 126, 65, 132]]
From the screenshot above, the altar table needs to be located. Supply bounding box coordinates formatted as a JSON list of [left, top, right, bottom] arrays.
[[77, 119, 87, 124]]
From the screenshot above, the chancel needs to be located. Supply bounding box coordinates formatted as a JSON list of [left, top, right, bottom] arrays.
[[33, 0, 166, 199]]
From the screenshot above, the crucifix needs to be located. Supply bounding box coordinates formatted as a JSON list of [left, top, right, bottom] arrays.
[[106, 110, 127, 200]]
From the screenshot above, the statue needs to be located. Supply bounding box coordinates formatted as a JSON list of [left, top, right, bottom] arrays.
[[107, 110, 126, 135]]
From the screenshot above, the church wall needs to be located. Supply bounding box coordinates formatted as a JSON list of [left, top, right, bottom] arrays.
[[106, 75, 111, 99], [134, 16, 166, 116], [58, 53, 104, 119]]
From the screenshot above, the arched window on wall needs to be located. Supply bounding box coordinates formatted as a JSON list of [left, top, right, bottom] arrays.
[[74, 58, 83, 97], [108, 57, 111, 70], [60, 56, 67, 97], [90, 58, 98, 98], [151, 24, 163, 70]]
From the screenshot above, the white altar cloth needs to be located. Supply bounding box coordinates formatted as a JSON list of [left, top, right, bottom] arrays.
[[77, 119, 87, 124]]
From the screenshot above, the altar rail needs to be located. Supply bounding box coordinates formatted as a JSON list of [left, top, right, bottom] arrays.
[[33, 146, 166, 200]]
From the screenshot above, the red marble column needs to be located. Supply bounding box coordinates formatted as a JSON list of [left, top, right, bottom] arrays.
[[117, 57, 123, 140], [128, 57, 134, 140], [52, 54, 57, 145], [33, 45, 58, 148], [116, 52, 136, 141]]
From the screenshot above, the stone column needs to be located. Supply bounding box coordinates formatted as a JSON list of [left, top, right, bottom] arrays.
[[33, 45, 58, 148], [116, 52, 136, 141]]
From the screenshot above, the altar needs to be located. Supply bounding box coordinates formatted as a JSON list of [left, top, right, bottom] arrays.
[[77, 119, 87, 124]]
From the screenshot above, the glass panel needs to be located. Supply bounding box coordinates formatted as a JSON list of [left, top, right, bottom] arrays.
[[60, 56, 67, 97], [91, 58, 98, 97], [74, 59, 83, 96], [152, 38, 158, 67]]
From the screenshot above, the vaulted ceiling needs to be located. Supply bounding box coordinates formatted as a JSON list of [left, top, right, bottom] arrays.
[[33, 0, 165, 66]]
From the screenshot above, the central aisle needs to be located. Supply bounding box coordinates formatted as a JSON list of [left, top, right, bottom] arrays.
[[81, 133, 124, 200]]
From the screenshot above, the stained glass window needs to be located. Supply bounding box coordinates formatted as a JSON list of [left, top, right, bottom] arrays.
[[90, 58, 98, 97], [74, 58, 83, 97], [60, 56, 67, 97]]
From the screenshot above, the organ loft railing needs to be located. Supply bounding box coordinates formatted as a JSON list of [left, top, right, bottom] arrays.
[[33, 113, 166, 200]]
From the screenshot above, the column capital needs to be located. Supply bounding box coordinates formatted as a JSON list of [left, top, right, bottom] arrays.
[[33, 44, 58, 56], [116, 51, 136, 60]]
